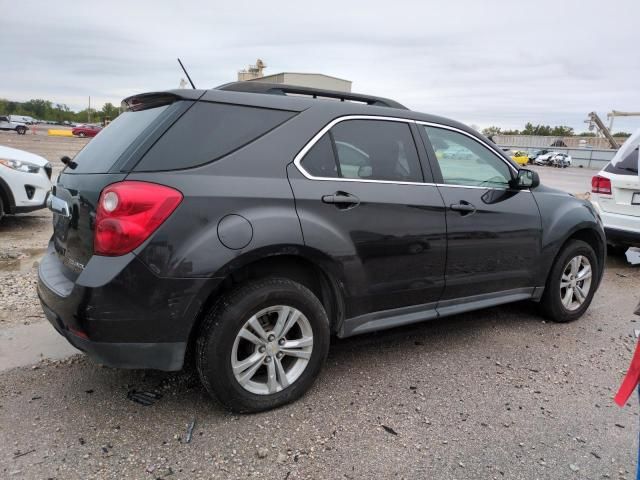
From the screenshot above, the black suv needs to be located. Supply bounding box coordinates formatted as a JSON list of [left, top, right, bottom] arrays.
[[39, 83, 605, 412]]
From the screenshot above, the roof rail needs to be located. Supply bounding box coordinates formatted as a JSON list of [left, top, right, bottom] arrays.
[[216, 81, 408, 110]]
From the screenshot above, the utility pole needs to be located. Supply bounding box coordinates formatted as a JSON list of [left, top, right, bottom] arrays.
[[88, 96, 91, 124]]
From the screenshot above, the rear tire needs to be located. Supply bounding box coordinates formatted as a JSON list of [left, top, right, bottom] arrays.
[[78, 132, 86, 137], [16, 126, 26, 135], [0, 196, 4, 221], [196, 277, 330, 413], [539, 240, 598, 322]]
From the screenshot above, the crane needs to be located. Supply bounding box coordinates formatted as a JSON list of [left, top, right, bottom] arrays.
[[585, 112, 620, 149], [607, 110, 640, 132]]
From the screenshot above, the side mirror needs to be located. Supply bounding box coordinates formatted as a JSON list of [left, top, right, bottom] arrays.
[[60, 155, 77, 170], [511, 168, 539, 189]]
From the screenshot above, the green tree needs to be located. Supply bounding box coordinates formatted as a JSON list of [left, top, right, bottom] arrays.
[[612, 132, 632, 138], [101, 102, 120, 121], [481, 126, 502, 137]]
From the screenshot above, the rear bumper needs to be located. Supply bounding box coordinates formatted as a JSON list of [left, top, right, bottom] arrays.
[[592, 200, 640, 246], [37, 243, 221, 371], [41, 300, 186, 370], [604, 227, 640, 246]]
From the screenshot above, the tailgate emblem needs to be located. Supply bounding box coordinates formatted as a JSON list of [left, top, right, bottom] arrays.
[[47, 195, 71, 218]]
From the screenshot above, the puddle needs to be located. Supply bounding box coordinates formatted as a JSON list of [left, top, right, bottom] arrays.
[[0, 322, 81, 371], [0, 247, 47, 273]]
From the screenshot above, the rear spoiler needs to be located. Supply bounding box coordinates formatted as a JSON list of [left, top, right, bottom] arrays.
[[121, 90, 205, 112]]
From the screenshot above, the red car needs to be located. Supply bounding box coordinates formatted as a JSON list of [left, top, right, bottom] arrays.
[[72, 125, 102, 138]]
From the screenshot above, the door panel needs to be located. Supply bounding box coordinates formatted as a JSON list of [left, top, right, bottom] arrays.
[[419, 124, 542, 300], [288, 165, 447, 318], [437, 186, 541, 299]]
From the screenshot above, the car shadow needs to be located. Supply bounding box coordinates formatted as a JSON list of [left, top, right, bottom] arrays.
[[73, 299, 547, 417]]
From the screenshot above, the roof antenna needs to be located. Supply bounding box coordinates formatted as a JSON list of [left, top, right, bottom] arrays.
[[177, 58, 196, 89]]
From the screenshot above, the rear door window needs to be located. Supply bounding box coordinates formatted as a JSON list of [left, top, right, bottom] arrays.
[[300, 119, 424, 182], [69, 104, 170, 174], [135, 102, 296, 171]]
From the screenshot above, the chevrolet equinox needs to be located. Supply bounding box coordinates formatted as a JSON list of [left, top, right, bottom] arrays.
[[38, 82, 606, 412]]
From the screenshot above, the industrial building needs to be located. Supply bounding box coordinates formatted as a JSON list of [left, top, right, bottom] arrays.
[[237, 59, 352, 92]]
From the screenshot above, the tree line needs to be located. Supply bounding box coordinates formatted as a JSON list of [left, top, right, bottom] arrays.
[[482, 123, 631, 138], [0, 98, 121, 124]]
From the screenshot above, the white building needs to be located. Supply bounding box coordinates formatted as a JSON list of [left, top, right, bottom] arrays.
[[238, 60, 351, 92]]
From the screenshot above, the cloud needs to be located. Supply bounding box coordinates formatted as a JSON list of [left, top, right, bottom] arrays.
[[1, 0, 639, 131]]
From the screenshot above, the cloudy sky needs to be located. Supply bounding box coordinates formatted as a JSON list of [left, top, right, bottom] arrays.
[[2, 0, 639, 132]]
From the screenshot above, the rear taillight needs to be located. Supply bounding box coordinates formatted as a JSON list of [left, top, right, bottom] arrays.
[[591, 175, 612, 195], [94, 181, 183, 256]]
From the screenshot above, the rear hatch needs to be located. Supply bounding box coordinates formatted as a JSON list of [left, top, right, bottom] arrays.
[[51, 94, 194, 278], [599, 131, 640, 217]]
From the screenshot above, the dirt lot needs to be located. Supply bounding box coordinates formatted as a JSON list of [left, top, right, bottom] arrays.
[[1, 135, 639, 479], [0, 132, 87, 328]]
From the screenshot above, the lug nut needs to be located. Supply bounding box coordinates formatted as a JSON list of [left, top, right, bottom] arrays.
[[265, 357, 272, 363], [278, 338, 285, 346], [258, 346, 266, 353], [267, 334, 275, 342], [276, 352, 284, 359]]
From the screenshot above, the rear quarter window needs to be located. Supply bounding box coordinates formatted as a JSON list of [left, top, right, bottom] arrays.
[[134, 102, 296, 171], [68, 104, 170, 174], [605, 147, 638, 175]]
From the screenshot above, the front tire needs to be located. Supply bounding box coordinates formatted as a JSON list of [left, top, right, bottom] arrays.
[[16, 126, 26, 135], [196, 277, 330, 412], [540, 240, 598, 322]]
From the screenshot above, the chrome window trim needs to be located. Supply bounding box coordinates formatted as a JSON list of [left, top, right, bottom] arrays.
[[293, 115, 432, 186], [293, 115, 523, 191]]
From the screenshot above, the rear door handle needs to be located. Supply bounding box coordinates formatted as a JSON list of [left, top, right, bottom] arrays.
[[450, 201, 476, 215], [322, 192, 360, 209]]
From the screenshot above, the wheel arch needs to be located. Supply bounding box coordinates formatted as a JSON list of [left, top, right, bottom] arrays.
[[0, 176, 16, 214], [543, 226, 606, 293], [184, 248, 345, 366]]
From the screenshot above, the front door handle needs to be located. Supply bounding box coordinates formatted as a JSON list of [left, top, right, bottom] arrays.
[[450, 201, 476, 215], [322, 191, 360, 209]]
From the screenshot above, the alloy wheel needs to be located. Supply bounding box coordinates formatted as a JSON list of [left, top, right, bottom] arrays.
[[231, 305, 313, 395], [559, 255, 592, 311]]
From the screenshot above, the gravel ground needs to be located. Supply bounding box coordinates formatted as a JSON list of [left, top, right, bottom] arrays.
[[0, 254, 639, 479], [0, 133, 85, 328], [1, 136, 639, 478]]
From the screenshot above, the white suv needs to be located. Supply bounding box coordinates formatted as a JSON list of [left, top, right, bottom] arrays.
[[591, 130, 640, 247], [0, 145, 53, 220]]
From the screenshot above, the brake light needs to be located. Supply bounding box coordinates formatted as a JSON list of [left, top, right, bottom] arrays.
[[94, 181, 183, 256], [591, 175, 612, 195]]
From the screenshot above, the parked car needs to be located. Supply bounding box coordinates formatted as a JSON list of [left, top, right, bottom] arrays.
[[0, 145, 53, 220], [38, 83, 605, 412], [529, 149, 552, 163], [534, 151, 558, 166], [510, 150, 529, 166], [591, 129, 640, 248], [72, 125, 102, 138], [0, 115, 29, 135], [551, 153, 572, 168], [9, 115, 35, 125]]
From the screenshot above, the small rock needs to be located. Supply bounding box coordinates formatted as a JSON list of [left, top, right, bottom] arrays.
[[569, 464, 579, 472], [257, 447, 269, 459]]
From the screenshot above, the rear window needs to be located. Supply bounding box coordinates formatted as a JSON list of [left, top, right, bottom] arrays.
[[134, 102, 296, 171], [68, 104, 170, 174], [605, 147, 638, 176]]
